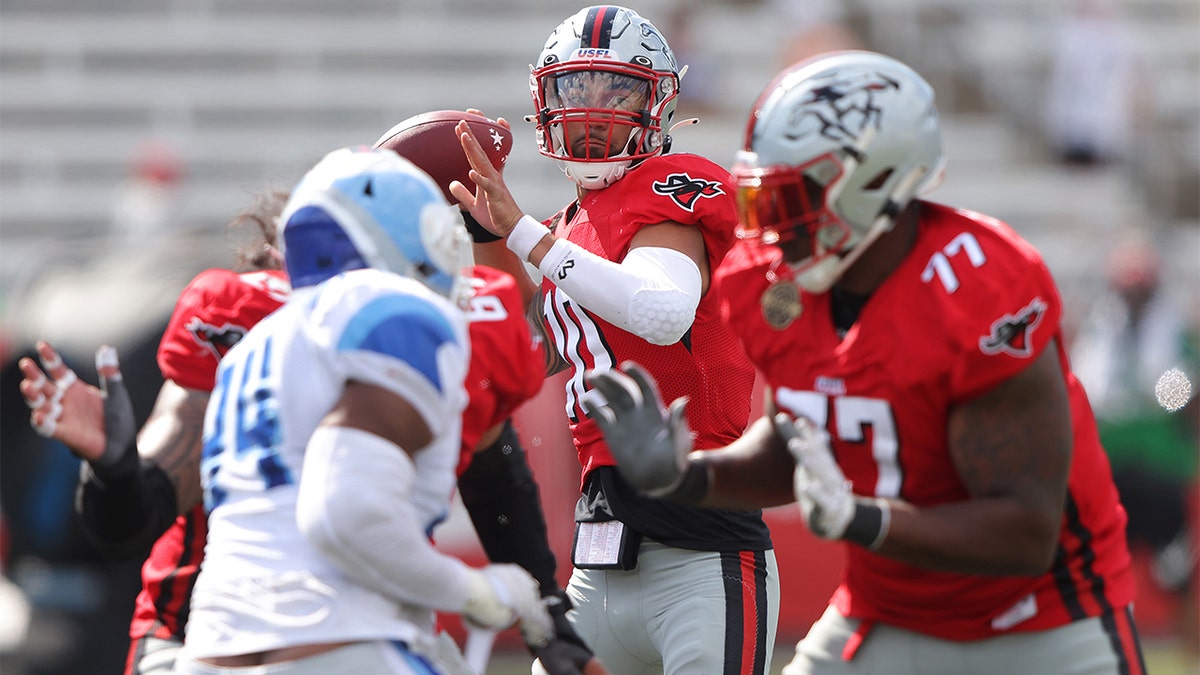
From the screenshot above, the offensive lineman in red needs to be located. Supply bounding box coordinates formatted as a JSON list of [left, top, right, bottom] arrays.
[[583, 51, 1144, 674], [126, 266, 291, 671], [18, 198, 291, 674]]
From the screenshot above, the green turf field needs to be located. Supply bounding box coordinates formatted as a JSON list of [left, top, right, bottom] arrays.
[[481, 639, 1198, 674]]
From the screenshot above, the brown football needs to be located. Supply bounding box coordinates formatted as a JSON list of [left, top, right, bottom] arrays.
[[373, 110, 513, 203]]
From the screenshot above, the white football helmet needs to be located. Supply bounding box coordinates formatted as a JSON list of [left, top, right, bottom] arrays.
[[733, 51, 945, 293], [530, 5, 681, 190], [278, 146, 473, 307]]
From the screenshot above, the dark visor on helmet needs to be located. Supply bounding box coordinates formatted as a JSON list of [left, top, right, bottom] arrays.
[[734, 158, 838, 246]]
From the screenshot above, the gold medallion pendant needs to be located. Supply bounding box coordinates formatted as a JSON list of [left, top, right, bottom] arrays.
[[761, 281, 802, 329]]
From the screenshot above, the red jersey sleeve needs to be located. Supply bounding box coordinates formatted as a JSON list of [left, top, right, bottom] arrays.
[[920, 207, 1065, 402], [156, 269, 290, 392], [457, 266, 546, 475], [603, 153, 739, 271]]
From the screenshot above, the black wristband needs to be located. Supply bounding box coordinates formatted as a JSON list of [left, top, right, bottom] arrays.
[[843, 499, 889, 550], [462, 210, 502, 243], [530, 588, 594, 660], [665, 459, 710, 505]]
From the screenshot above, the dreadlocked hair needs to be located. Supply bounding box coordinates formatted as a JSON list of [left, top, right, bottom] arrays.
[[226, 188, 290, 272]]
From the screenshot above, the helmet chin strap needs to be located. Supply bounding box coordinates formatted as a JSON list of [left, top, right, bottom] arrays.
[[796, 256, 842, 293], [793, 164, 933, 294], [560, 158, 630, 190], [794, 219, 888, 294]]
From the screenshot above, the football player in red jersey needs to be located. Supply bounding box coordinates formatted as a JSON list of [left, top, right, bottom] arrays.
[[19, 153, 600, 674], [582, 51, 1146, 675], [17, 192, 290, 674], [455, 6, 779, 674]]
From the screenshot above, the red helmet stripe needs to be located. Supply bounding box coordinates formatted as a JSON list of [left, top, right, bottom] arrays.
[[582, 5, 615, 49]]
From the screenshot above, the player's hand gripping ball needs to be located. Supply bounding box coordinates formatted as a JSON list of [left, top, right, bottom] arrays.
[[374, 109, 513, 202]]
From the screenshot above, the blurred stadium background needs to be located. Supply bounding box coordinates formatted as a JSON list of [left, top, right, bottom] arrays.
[[1, 0, 1196, 673]]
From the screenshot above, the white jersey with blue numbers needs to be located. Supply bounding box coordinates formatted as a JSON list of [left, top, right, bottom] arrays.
[[184, 268, 470, 659]]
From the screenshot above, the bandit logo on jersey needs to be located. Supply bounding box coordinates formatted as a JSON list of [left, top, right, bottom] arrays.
[[761, 280, 802, 329], [978, 297, 1047, 358], [186, 317, 249, 359], [652, 173, 724, 211]]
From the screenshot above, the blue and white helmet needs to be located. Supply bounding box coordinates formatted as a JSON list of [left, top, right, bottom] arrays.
[[278, 146, 473, 305]]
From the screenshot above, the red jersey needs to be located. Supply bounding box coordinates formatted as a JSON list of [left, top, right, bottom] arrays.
[[715, 202, 1134, 640], [456, 266, 546, 475], [541, 153, 757, 485], [131, 268, 289, 644]]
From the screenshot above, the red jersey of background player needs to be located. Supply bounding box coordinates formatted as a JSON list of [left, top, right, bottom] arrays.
[[456, 265, 546, 474], [540, 152, 757, 485], [715, 201, 1135, 641], [129, 265, 543, 663], [130, 268, 289, 652]]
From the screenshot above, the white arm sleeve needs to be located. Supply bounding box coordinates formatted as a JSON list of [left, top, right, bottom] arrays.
[[515, 216, 702, 346], [296, 425, 473, 613]]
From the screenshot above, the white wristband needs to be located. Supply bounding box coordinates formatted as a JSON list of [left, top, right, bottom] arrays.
[[505, 215, 551, 262]]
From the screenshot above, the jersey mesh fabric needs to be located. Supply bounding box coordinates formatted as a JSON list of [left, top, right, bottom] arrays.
[[540, 153, 757, 483], [456, 266, 545, 475], [541, 153, 768, 550]]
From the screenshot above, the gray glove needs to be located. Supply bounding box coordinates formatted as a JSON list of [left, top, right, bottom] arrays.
[[772, 413, 890, 550], [94, 346, 140, 481], [582, 362, 693, 498]]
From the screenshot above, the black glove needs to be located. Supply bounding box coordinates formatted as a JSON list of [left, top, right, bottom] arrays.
[[531, 589, 595, 675], [462, 209, 502, 243]]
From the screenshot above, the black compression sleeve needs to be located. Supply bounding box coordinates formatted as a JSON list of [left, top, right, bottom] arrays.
[[457, 420, 558, 596], [76, 459, 179, 560]]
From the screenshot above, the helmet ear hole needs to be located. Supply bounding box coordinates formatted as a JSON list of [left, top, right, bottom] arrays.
[[863, 168, 893, 191], [802, 174, 826, 208], [282, 206, 367, 288]]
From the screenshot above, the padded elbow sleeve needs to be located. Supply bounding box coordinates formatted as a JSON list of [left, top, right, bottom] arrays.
[[458, 421, 558, 596], [538, 243, 702, 346], [297, 425, 473, 612]]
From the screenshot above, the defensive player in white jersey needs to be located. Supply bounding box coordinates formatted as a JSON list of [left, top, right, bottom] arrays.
[[173, 147, 551, 675]]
